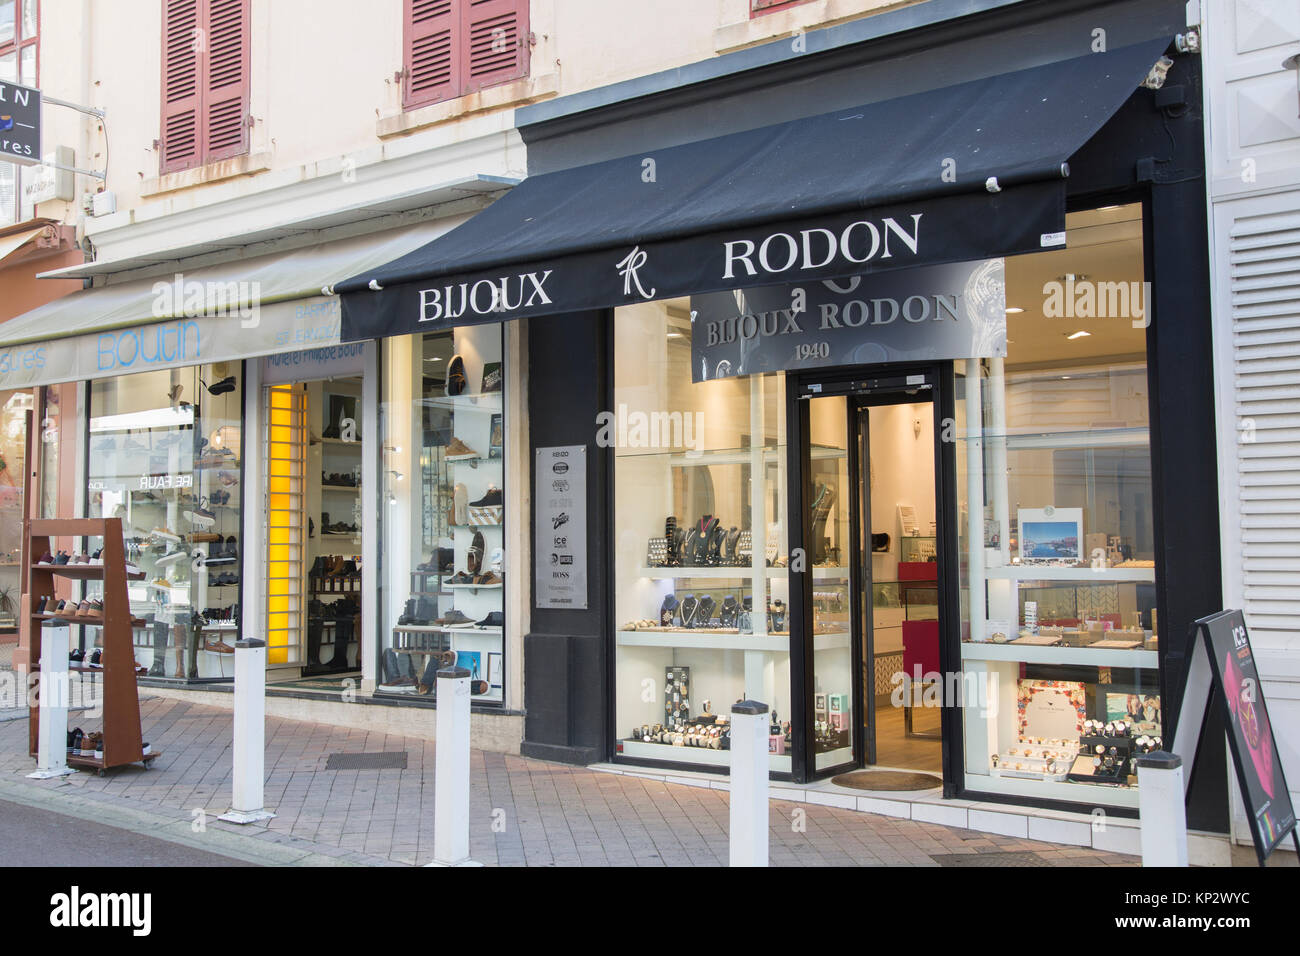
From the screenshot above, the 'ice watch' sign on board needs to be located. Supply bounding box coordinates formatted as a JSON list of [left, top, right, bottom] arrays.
[[0, 81, 42, 167]]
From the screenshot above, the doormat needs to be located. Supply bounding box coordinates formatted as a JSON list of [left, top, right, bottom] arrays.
[[929, 851, 1053, 867], [324, 751, 409, 771], [830, 770, 942, 791]]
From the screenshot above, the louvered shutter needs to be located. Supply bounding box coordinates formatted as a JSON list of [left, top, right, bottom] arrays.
[[461, 0, 528, 95], [404, 0, 458, 109], [1231, 203, 1300, 641], [161, 0, 202, 173], [203, 0, 250, 162]]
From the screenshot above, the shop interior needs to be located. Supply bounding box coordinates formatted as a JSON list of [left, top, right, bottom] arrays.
[[264, 375, 365, 688]]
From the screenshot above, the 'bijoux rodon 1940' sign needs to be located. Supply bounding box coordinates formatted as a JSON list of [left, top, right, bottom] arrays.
[[690, 258, 1006, 382]]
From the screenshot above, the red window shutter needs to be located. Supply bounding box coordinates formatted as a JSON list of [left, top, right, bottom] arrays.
[[461, 0, 529, 95], [203, 0, 249, 162], [404, 0, 458, 109], [161, 0, 202, 173]]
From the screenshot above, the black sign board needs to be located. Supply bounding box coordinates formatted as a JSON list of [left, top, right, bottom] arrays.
[[690, 259, 1005, 382], [0, 80, 41, 167], [1174, 609, 1297, 865]]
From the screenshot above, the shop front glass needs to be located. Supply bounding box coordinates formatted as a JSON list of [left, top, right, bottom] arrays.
[[87, 363, 243, 680], [614, 299, 791, 770], [958, 204, 1159, 806], [0, 387, 34, 632], [379, 326, 506, 702]]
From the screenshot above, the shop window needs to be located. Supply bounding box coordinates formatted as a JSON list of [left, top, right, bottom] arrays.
[[957, 203, 1159, 806], [613, 299, 791, 769], [0, 388, 34, 632], [159, 0, 250, 174], [87, 363, 243, 680], [402, 0, 530, 110], [379, 327, 506, 703], [0, 0, 38, 224]]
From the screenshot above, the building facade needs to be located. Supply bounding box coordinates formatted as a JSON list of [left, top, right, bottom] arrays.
[[1, 0, 1296, 858]]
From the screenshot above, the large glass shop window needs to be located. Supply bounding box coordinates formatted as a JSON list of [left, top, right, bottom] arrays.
[[0, 388, 34, 633], [614, 299, 791, 770], [87, 364, 244, 680], [958, 204, 1159, 807], [379, 327, 506, 703]]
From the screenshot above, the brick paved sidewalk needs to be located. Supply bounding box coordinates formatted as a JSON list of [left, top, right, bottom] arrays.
[[0, 697, 1138, 867]]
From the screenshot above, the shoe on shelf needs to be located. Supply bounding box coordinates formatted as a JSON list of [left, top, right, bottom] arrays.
[[203, 376, 236, 395], [437, 609, 474, 628], [37, 551, 54, 565], [54, 551, 71, 565], [475, 611, 504, 629], [469, 486, 503, 508], [453, 482, 469, 525], [445, 354, 467, 396], [156, 548, 187, 567], [183, 498, 216, 527], [474, 571, 502, 587], [445, 437, 478, 461]]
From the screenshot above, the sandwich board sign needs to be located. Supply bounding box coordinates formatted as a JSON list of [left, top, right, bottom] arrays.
[[1173, 609, 1297, 865]]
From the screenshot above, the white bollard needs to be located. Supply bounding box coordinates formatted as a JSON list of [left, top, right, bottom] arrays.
[[428, 666, 480, 867], [219, 638, 276, 824], [1135, 751, 1188, 867], [29, 623, 75, 779], [729, 699, 770, 867]]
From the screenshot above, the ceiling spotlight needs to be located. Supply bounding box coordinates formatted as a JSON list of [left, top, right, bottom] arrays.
[[1005, 307, 1024, 314], [1066, 330, 1091, 340], [666, 332, 684, 339]]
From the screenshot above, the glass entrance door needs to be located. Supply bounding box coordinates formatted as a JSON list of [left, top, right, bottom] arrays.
[[800, 369, 947, 780]]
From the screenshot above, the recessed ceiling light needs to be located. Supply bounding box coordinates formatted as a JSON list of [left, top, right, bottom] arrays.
[[1062, 375, 1072, 380], [1005, 307, 1024, 314], [425, 357, 443, 362], [666, 332, 684, 339], [1066, 330, 1091, 340]]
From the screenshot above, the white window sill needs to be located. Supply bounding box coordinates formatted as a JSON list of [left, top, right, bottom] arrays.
[[141, 152, 273, 199], [715, 0, 914, 54], [377, 72, 559, 139]]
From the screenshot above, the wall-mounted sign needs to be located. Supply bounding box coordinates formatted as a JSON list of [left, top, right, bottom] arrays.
[[21, 145, 74, 204], [0, 295, 346, 390], [0, 80, 42, 167], [535, 445, 588, 609], [690, 259, 1006, 382]]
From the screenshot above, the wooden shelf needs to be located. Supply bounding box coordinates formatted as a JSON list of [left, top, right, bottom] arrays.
[[26, 517, 154, 773]]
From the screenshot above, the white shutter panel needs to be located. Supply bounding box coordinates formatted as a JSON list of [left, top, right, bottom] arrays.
[[1232, 205, 1300, 639]]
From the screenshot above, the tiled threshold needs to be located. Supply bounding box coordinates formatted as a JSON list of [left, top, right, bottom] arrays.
[[588, 762, 1234, 865]]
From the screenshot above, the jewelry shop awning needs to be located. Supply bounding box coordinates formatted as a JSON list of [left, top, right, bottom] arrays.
[[336, 39, 1171, 341]]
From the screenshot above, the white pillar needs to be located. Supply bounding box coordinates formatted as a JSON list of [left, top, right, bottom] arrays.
[[1136, 752, 1189, 867], [429, 666, 480, 866], [28, 623, 74, 779], [729, 700, 770, 867], [219, 638, 275, 824]]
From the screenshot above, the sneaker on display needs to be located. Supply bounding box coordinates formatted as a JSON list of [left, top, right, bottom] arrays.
[[445, 437, 478, 461], [445, 354, 467, 396], [469, 486, 503, 508]]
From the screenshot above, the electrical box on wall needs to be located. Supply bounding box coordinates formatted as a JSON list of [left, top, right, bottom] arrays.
[[91, 190, 117, 217]]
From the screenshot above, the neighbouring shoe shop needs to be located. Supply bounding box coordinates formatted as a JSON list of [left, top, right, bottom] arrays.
[[0, 221, 518, 717], [337, 0, 1229, 828]]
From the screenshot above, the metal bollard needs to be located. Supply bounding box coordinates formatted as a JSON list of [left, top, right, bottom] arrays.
[[28, 623, 75, 779], [219, 639, 276, 824], [428, 666, 480, 866], [1135, 751, 1188, 867], [729, 699, 770, 867]]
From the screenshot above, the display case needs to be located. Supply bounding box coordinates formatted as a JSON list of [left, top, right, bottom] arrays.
[[379, 328, 505, 703], [87, 364, 243, 681]]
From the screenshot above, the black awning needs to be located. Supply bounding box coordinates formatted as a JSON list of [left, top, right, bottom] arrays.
[[339, 38, 1169, 340]]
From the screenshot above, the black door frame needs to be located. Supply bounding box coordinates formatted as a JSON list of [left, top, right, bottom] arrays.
[[787, 364, 958, 791]]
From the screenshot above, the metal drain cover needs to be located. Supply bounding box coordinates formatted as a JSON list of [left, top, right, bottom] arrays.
[[325, 751, 408, 770], [929, 851, 1052, 867]]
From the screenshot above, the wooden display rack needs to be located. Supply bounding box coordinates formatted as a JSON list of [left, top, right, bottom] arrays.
[[26, 518, 160, 774]]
